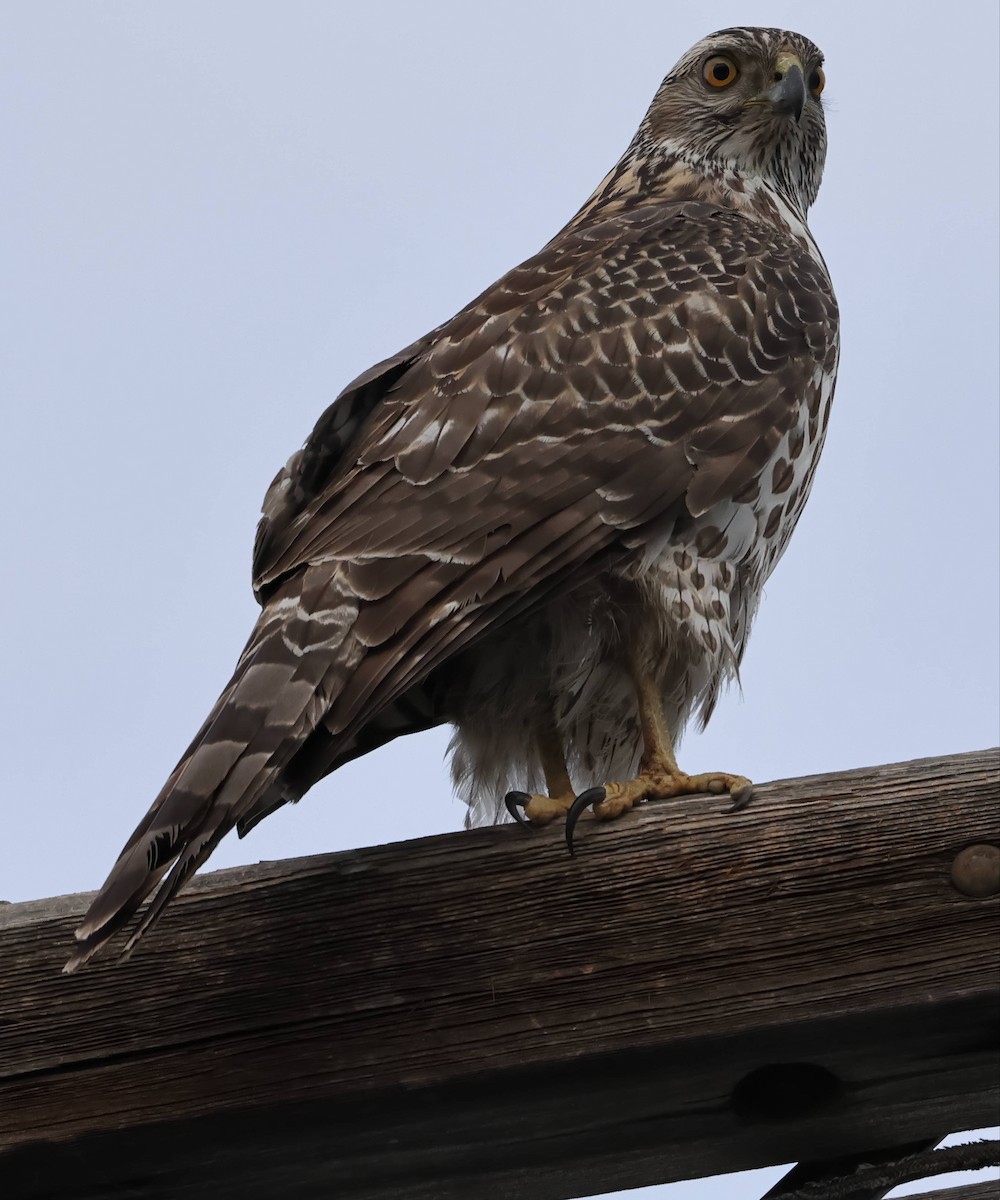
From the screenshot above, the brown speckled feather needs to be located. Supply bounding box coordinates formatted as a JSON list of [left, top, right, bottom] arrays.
[[251, 202, 833, 731], [68, 26, 838, 970]]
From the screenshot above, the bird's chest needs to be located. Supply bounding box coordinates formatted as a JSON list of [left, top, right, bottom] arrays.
[[747, 362, 836, 573], [636, 363, 834, 664]]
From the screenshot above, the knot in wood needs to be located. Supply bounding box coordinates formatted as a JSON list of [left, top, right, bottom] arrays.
[[950, 843, 1000, 898], [731, 1062, 842, 1122]]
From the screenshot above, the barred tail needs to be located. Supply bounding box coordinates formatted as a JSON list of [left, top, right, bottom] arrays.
[[65, 565, 362, 972]]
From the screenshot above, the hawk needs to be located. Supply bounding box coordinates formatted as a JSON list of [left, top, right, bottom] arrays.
[[67, 27, 838, 971]]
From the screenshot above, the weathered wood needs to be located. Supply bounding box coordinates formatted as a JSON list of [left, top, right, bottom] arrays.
[[909, 1182, 1000, 1200], [2, 749, 998, 1200], [769, 1138, 1000, 1199]]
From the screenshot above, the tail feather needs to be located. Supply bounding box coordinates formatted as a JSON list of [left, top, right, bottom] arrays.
[[121, 804, 234, 959], [65, 567, 360, 972]]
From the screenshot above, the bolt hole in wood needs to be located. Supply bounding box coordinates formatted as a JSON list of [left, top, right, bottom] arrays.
[[732, 1063, 843, 1122]]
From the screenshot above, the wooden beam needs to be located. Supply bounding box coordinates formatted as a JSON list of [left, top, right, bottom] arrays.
[[766, 1139, 1000, 1199], [908, 1183, 1000, 1200], [2, 749, 998, 1200]]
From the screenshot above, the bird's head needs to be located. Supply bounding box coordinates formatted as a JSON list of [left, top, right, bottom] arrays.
[[641, 27, 828, 214]]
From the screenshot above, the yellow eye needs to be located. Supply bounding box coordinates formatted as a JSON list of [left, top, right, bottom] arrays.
[[809, 66, 826, 97], [703, 55, 739, 89]]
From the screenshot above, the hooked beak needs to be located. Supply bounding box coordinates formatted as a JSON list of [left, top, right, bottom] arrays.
[[768, 55, 806, 121]]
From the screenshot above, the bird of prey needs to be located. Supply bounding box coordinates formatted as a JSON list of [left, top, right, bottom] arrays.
[[66, 26, 839, 971]]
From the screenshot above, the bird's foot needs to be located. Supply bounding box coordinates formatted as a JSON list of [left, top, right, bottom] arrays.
[[565, 769, 752, 854], [505, 789, 577, 827]]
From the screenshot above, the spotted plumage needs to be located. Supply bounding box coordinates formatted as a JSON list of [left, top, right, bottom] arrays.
[[67, 27, 838, 970]]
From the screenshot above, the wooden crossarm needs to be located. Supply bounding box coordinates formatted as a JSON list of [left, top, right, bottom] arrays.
[[2, 748, 998, 1199]]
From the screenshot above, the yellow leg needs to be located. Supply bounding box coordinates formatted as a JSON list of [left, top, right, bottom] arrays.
[[505, 716, 576, 825], [572, 657, 751, 843]]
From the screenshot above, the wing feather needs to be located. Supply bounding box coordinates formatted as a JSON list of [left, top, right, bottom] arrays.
[[254, 199, 836, 784]]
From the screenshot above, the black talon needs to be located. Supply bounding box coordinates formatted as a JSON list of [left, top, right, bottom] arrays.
[[504, 790, 533, 826], [727, 784, 754, 814], [565, 786, 606, 856]]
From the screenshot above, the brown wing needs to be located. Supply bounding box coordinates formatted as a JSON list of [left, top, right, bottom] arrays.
[[67, 199, 837, 969], [253, 200, 836, 736]]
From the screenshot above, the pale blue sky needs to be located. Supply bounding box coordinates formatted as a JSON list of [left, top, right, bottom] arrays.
[[2, 3, 998, 1197]]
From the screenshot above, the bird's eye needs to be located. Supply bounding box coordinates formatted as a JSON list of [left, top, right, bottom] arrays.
[[809, 66, 826, 97], [703, 56, 739, 89]]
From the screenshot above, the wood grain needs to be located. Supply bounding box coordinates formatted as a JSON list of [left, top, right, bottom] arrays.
[[2, 749, 998, 1199], [909, 1182, 1000, 1200]]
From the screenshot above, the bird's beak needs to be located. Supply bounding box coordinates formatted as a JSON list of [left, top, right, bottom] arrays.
[[768, 54, 806, 122]]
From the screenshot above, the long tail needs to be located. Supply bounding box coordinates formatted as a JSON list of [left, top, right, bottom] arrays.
[[65, 565, 362, 972]]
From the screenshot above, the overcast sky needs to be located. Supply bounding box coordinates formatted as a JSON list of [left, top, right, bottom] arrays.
[[3, 3, 997, 1197]]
